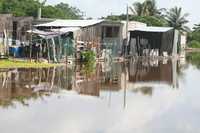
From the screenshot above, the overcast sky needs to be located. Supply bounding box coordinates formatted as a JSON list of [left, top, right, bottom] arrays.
[[47, 0, 199, 27]]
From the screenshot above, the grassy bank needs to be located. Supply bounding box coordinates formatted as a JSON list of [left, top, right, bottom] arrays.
[[0, 59, 62, 68]]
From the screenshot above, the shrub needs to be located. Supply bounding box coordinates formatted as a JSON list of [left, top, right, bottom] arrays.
[[80, 50, 96, 62], [188, 40, 200, 48]]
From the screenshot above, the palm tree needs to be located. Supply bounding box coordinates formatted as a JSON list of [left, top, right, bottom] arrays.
[[129, 0, 163, 17], [193, 24, 200, 32], [165, 6, 190, 33], [142, 0, 157, 16], [129, 2, 143, 16]]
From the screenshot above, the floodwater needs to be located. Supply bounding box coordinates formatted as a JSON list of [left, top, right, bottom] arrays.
[[0, 52, 200, 133]]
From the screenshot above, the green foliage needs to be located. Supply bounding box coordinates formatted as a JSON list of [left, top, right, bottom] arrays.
[[193, 24, 200, 32], [80, 50, 96, 77], [42, 3, 81, 19], [165, 6, 190, 33], [186, 52, 200, 69], [188, 31, 200, 42], [81, 61, 96, 77], [187, 30, 200, 48], [0, 0, 82, 19], [131, 16, 167, 26], [106, 4, 190, 30], [0, 0, 40, 17], [130, 0, 162, 17], [188, 40, 200, 48], [81, 50, 96, 62], [106, 14, 167, 26], [55, 3, 82, 19], [42, 5, 64, 18]]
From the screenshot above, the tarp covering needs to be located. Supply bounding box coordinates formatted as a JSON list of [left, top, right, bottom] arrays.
[[27, 29, 59, 39], [27, 28, 75, 62], [27, 28, 79, 39], [128, 27, 175, 56], [35, 19, 104, 28]]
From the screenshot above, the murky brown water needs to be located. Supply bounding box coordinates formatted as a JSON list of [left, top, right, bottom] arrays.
[[0, 52, 200, 133]]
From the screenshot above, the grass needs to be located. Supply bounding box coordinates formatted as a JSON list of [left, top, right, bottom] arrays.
[[0, 59, 62, 68]]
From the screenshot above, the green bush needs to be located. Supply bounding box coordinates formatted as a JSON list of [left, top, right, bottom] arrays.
[[106, 15, 167, 26], [188, 31, 200, 43], [131, 16, 168, 26], [186, 52, 200, 69], [80, 50, 96, 62], [188, 40, 200, 48]]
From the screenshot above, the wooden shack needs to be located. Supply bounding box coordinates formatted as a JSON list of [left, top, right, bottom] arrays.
[[12, 17, 33, 45], [0, 14, 13, 56], [35, 20, 123, 58], [128, 27, 176, 56]]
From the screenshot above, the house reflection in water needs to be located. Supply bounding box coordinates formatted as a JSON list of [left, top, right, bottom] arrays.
[[125, 58, 179, 96], [0, 58, 179, 108], [73, 58, 179, 97], [0, 67, 74, 107], [73, 62, 123, 97]]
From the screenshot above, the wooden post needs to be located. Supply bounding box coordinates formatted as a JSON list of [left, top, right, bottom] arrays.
[[46, 39, 50, 63], [29, 29, 33, 62], [39, 40, 42, 62], [58, 35, 62, 62], [125, 4, 129, 58], [3, 29, 7, 55], [65, 47, 68, 64], [51, 37, 57, 63]]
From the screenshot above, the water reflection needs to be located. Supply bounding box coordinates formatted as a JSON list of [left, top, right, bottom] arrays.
[[0, 67, 74, 107], [0, 58, 180, 108], [1, 54, 200, 133]]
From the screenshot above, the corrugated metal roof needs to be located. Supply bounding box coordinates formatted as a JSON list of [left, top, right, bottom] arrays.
[[35, 19, 104, 27], [51, 27, 80, 33], [131, 26, 173, 32]]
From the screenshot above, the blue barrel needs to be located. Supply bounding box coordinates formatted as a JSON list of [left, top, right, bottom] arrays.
[[9, 46, 22, 58]]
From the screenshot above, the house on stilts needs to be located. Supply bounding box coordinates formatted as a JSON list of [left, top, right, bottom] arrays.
[[33, 19, 123, 62], [0, 13, 180, 62]]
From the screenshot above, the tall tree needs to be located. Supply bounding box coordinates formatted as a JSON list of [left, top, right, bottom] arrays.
[[193, 24, 200, 32], [0, 0, 82, 19], [129, 2, 143, 16], [129, 0, 163, 17], [0, 0, 40, 17], [55, 3, 82, 19], [165, 6, 190, 33]]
